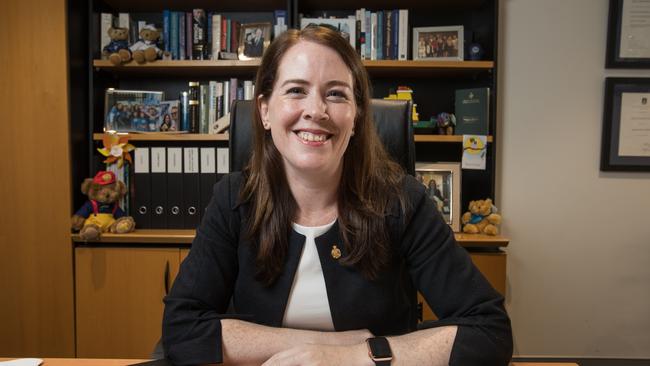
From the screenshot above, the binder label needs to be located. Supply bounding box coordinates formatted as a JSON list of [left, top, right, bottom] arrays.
[[168, 148, 183, 173], [200, 148, 216, 173], [184, 147, 199, 173], [134, 148, 149, 173], [151, 147, 166, 173]]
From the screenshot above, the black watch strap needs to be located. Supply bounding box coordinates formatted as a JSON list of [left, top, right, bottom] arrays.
[[366, 336, 393, 365]]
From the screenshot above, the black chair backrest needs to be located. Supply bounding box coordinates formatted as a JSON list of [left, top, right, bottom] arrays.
[[229, 99, 415, 175]]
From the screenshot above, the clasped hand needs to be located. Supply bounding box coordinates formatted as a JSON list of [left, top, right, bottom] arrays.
[[262, 329, 373, 366]]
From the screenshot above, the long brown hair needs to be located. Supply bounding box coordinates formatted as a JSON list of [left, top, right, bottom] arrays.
[[241, 26, 405, 286]]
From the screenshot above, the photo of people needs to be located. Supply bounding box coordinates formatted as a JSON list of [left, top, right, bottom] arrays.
[[157, 100, 179, 132], [413, 26, 464, 61], [104, 89, 164, 132], [415, 170, 453, 224], [239, 23, 271, 60]]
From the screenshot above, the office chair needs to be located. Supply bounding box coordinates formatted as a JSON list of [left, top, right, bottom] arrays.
[[229, 99, 415, 175]]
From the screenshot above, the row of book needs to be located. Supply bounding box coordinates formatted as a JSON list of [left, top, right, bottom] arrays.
[[104, 79, 254, 133], [133, 146, 229, 229], [298, 8, 409, 61], [100, 10, 288, 61], [353, 8, 409, 60]]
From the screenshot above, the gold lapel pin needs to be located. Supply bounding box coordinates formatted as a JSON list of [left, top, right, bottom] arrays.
[[331, 245, 341, 259]]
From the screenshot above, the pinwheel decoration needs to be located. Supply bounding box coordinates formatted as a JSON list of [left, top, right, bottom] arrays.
[[97, 133, 135, 168]]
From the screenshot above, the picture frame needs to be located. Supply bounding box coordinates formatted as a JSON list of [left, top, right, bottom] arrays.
[[601, 77, 650, 171], [606, 0, 650, 68], [415, 162, 462, 232], [412, 25, 463, 61], [238, 22, 272, 60], [104, 89, 164, 133], [300, 17, 356, 49]]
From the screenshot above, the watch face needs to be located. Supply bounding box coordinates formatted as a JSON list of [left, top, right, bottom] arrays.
[[367, 337, 392, 360]]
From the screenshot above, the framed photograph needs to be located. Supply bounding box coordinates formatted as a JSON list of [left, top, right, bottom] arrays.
[[413, 25, 463, 61], [238, 22, 272, 60], [606, 0, 650, 68], [104, 89, 164, 132], [601, 78, 650, 171], [415, 162, 462, 232], [300, 17, 356, 49]]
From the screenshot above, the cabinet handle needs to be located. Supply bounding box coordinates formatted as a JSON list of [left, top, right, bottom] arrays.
[[164, 260, 170, 296]]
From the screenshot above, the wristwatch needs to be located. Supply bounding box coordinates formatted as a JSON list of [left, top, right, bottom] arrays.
[[366, 336, 393, 365]]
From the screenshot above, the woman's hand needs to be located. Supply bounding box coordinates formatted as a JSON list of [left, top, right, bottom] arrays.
[[261, 343, 372, 366], [319, 329, 373, 346]]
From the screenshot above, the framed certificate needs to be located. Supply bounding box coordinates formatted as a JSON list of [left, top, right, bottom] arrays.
[[606, 0, 650, 68], [601, 78, 650, 171]]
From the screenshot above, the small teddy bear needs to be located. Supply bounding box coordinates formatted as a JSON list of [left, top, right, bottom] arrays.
[[103, 27, 132, 66], [129, 24, 168, 64], [71, 171, 135, 241], [461, 198, 501, 235]]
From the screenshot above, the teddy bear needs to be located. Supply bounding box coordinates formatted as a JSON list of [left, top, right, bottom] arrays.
[[461, 198, 501, 235], [71, 171, 135, 241], [102, 27, 132, 66], [129, 24, 168, 64]]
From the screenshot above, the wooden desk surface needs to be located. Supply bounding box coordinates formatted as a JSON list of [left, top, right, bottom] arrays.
[[1, 359, 580, 366]]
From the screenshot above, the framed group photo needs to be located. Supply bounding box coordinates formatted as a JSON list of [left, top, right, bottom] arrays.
[[300, 18, 356, 49], [238, 22, 272, 60], [413, 25, 463, 61], [415, 162, 462, 232], [601, 77, 650, 171], [606, 0, 650, 68]]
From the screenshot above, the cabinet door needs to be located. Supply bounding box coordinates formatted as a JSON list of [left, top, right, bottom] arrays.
[[419, 251, 506, 321], [75, 247, 180, 358]]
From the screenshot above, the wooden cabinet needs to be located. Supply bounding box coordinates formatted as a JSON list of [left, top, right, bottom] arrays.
[[75, 247, 180, 358]]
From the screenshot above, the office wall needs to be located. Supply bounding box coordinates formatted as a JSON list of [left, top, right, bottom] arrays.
[[499, 0, 650, 358], [0, 0, 75, 357]]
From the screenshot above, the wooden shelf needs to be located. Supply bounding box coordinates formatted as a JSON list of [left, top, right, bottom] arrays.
[[92, 133, 228, 141], [102, 0, 285, 12], [93, 59, 493, 77], [363, 60, 494, 77], [72, 230, 195, 244], [93, 60, 261, 76], [414, 135, 493, 143], [72, 230, 508, 247]]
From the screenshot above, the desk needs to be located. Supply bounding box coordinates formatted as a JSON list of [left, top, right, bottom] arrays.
[[1, 359, 579, 366]]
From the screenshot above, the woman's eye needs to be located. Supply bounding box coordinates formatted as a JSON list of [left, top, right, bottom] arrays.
[[327, 90, 347, 99], [286, 87, 305, 95]]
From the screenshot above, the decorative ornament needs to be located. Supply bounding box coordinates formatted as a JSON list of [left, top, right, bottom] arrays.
[[331, 245, 341, 260], [97, 133, 135, 168]]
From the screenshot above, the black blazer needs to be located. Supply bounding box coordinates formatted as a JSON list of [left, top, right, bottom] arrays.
[[162, 172, 512, 365]]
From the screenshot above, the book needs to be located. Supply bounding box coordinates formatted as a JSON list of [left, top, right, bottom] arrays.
[[211, 13, 221, 60], [454, 87, 490, 135], [180, 91, 190, 131], [179, 12, 186, 60], [170, 11, 179, 59], [104, 89, 164, 132], [192, 9, 206, 59], [188, 81, 200, 133]]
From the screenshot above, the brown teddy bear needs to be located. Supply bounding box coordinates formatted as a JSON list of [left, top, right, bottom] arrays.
[[102, 27, 132, 65], [129, 24, 168, 64], [71, 171, 135, 241], [461, 198, 501, 235]]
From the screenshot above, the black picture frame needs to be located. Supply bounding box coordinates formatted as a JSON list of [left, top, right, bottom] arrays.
[[606, 0, 650, 68], [601, 77, 650, 171]]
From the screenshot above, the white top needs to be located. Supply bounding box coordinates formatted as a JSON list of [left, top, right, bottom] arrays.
[[282, 219, 337, 331]]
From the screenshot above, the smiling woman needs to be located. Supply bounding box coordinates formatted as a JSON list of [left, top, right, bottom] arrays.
[[162, 26, 512, 366]]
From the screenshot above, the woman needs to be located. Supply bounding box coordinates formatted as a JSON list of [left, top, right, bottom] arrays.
[[163, 26, 512, 365]]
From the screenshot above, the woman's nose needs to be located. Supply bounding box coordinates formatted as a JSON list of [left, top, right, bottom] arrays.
[[303, 94, 329, 121]]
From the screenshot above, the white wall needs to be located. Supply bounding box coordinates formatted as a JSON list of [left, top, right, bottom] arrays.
[[499, 0, 650, 358]]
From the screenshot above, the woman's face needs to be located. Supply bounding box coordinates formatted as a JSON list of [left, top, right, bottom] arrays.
[[259, 40, 356, 179]]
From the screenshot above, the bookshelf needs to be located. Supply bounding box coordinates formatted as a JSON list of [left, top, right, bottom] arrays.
[[68, 0, 503, 358]]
